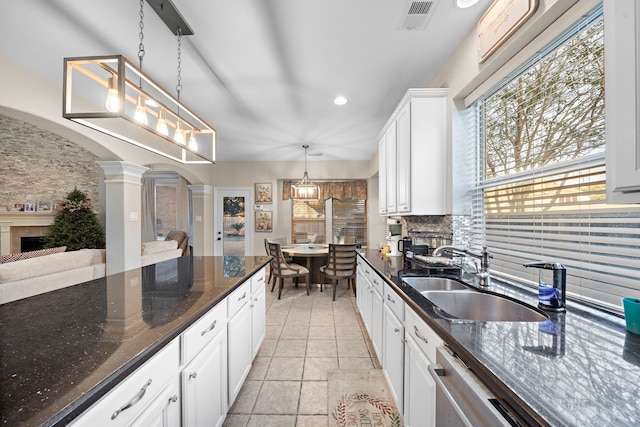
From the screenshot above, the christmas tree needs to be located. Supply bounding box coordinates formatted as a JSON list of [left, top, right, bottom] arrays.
[[44, 188, 106, 250]]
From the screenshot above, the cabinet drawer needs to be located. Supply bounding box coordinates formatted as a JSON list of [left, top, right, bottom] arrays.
[[404, 305, 442, 363], [251, 267, 266, 295], [371, 272, 384, 296], [182, 301, 228, 364], [228, 281, 251, 318], [383, 283, 404, 321], [72, 338, 180, 427]]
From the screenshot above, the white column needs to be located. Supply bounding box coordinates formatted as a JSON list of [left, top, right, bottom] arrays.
[[189, 184, 213, 256], [98, 161, 148, 275]]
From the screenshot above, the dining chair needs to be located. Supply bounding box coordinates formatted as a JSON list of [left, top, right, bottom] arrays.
[[267, 242, 310, 299], [264, 237, 293, 289], [320, 244, 358, 301]]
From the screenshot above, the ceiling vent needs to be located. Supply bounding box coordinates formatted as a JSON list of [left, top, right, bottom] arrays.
[[398, 1, 439, 31]]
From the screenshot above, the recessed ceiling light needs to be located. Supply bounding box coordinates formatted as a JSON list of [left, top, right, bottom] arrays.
[[455, 0, 480, 8], [334, 96, 348, 106]]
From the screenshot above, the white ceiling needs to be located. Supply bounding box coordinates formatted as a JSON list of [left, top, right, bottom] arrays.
[[1, 0, 491, 162]]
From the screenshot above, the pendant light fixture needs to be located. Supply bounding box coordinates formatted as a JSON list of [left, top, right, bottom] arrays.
[[291, 145, 320, 200], [62, 0, 216, 164]]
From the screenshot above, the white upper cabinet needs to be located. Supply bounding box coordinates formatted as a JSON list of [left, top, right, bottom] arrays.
[[605, 0, 640, 203], [378, 88, 449, 215]]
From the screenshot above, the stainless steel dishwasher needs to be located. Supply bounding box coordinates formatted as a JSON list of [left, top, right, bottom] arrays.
[[429, 346, 521, 427]]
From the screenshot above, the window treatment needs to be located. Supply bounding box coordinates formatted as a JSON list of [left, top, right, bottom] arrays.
[[176, 176, 189, 233], [141, 177, 156, 242], [282, 180, 367, 201]]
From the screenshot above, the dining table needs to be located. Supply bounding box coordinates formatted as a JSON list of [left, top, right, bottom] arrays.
[[281, 244, 329, 285]]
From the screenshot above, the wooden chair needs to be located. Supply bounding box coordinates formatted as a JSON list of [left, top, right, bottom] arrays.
[[320, 244, 357, 301], [267, 242, 310, 299], [264, 237, 293, 290]]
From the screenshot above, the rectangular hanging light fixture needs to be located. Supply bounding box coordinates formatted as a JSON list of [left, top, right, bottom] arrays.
[[291, 145, 320, 200], [63, 55, 216, 164]]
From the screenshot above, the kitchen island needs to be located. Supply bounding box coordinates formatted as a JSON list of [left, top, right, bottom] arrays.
[[358, 249, 640, 427], [0, 255, 269, 426]]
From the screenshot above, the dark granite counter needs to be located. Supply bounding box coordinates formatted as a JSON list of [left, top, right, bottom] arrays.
[[358, 249, 640, 427], [0, 255, 269, 427]]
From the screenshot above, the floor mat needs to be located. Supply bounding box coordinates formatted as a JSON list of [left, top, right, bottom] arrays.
[[328, 369, 402, 427]]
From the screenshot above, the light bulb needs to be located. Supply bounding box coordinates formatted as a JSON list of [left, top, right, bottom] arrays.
[[156, 109, 169, 136], [188, 131, 198, 151], [105, 76, 119, 112], [174, 120, 185, 144], [134, 95, 148, 125]]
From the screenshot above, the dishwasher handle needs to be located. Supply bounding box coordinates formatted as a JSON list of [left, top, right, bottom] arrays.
[[428, 364, 475, 427]]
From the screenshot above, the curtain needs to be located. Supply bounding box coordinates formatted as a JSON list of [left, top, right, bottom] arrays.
[[176, 176, 189, 233], [282, 180, 367, 200], [141, 177, 156, 242]]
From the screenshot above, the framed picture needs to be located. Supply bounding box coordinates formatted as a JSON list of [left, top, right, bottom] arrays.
[[24, 203, 35, 212], [37, 200, 53, 212], [255, 182, 273, 204], [255, 210, 273, 232]]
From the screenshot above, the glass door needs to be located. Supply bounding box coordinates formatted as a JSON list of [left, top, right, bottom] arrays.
[[214, 188, 253, 256]]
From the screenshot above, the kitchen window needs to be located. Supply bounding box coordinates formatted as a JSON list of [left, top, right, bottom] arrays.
[[467, 6, 640, 313], [291, 198, 367, 246]]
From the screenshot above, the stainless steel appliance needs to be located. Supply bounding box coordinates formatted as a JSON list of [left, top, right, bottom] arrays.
[[429, 347, 520, 426]]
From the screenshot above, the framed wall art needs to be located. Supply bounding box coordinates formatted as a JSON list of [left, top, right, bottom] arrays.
[[24, 203, 35, 212], [255, 210, 273, 232], [255, 182, 273, 204], [37, 200, 53, 212]]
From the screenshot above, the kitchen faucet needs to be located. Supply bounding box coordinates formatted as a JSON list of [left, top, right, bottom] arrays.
[[432, 245, 492, 289]]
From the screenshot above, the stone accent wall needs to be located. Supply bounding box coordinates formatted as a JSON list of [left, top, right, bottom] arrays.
[[401, 215, 454, 247], [0, 114, 100, 211]]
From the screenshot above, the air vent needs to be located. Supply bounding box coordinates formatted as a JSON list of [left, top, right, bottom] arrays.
[[398, 1, 439, 31]]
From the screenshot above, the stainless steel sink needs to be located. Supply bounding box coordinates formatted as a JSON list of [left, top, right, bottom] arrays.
[[402, 277, 469, 292], [422, 290, 548, 322]]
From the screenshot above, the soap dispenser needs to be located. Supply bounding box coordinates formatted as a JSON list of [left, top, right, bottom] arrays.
[[524, 261, 566, 312]]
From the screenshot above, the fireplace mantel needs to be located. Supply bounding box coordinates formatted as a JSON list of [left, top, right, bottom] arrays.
[[0, 212, 55, 255]]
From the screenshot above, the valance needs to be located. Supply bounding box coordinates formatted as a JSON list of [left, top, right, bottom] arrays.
[[282, 180, 367, 201]]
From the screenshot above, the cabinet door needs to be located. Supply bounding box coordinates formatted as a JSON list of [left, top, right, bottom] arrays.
[[396, 102, 411, 213], [228, 303, 252, 405], [378, 135, 388, 214], [385, 121, 398, 214], [371, 288, 384, 362], [182, 329, 228, 427], [251, 283, 266, 358], [130, 378, 180, 427], [382, 304, 404, 411], [403, 334, 435, 427]]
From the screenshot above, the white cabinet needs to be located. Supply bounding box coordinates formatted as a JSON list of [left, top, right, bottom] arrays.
[[382, 304, 404, 409], [378, 88, 449, 215], [378, 135, 388, 215], [403, 333, 436, 427], [371, 284, 384, 361], [604, 0, 640, 203], [182, 328, 228, 427], [130, 377, 181, 427], [251, 269, 266, 358], [227, 281, 253, 405]]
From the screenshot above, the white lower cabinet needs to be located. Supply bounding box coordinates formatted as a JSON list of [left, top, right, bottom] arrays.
[[403, 333, 436, 427], [251, 269, 266, 358], [182, 328, 228, 427], [130, 377, 181, 427], [382, 304, 404, 409], [227, 292, 252, 405]]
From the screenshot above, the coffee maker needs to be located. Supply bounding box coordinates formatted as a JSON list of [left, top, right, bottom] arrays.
[[386, 218, 402, 256]]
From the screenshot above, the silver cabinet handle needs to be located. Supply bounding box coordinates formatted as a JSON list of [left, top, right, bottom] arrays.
[[414, 325, 428, 344], [258, 276, 264, 283], [394, 328, 400, 333], [189, 372, 198, 379], [387, 294, 396, 304], [201, 319, 217, 336], [169, 395, 178, 404], [428, 364, 474, 427], [111, 379, 152, 420], [238, 292, 247, 301]]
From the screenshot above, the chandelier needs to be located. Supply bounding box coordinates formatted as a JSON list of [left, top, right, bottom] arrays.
[[291, 145, 320, 200], [62, 0, 215, 164]]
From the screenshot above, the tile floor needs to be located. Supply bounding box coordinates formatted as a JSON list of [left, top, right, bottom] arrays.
[[222, 279, 383, 427]]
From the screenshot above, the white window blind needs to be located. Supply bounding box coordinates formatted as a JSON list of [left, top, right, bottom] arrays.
[[469, 8, 640, 313]]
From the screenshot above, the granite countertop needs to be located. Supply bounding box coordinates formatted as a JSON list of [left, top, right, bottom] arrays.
[[0, 255, 269, 427], [358, 250, 640, 427]]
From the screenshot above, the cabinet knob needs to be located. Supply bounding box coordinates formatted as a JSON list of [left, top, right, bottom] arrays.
[[189, 372, 198, 380], [169, 395, 178, 404], [394, 328, 400, 333]]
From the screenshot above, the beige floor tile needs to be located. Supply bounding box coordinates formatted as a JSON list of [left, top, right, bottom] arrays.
[[257, 339, 278, 357], [309, 312, 335, 325], [273, 339, 307, 357], [266, 357, 304, 380], [280, 324, 309, 340], [265, 324, 283, 339], [298, 381, 328, 415], [296, 415, 329, 427], [246, 357, 271, 381], [247, 414, 297, 427], [222, 414, 250, 427], [228, 380, 262, 414], [266, 314, 287, 326], [334, 325, 363, 340], [252, 381, 301, 414], [303, 357, 339, 381], [338, 357, 374, 370], [308, 324, 336, 340], [306, 339, 338, 358], [337, 339, 370, 357]]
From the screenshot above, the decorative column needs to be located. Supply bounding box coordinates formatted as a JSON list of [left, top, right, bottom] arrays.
[[98, 161, 148, 275], [189, 185, 213, 256]]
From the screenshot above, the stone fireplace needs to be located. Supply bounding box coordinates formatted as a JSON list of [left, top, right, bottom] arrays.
[[0, 213, 55, 255]]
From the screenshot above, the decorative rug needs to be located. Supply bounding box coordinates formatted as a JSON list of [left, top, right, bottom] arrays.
[[328, 369, 402, 427]]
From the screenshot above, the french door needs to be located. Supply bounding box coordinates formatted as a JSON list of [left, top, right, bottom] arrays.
[[214, 188, 253, 256]]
